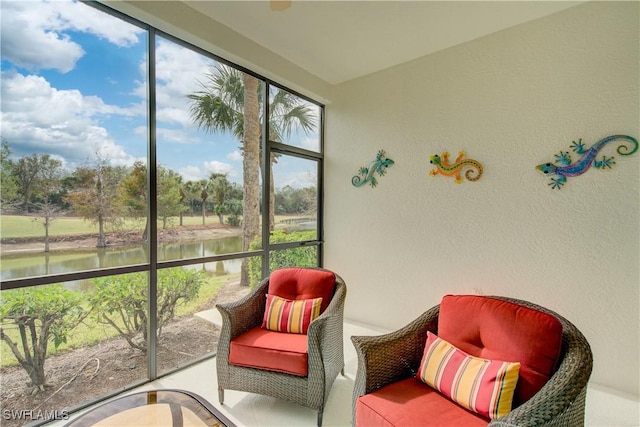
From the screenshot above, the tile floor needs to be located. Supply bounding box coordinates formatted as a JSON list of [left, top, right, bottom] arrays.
[[56, 320, 638, 426]]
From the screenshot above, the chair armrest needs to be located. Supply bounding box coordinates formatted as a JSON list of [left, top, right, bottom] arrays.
[[216, 279, 269, 341], [351, 305, 439, 401], [307, 278, 347, 342], [489, 309, 593, 427], [307, 278, 347, 368]]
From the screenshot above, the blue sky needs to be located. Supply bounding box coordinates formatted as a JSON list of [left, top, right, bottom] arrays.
[[0, 0, 319, 186]]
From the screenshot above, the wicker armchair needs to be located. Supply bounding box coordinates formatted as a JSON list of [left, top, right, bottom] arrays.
[[216, 268, 346, 427], [351, 296, 593, 427]]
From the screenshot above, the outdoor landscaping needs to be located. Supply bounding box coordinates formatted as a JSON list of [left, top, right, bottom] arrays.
[[0, 38, 322, 424], [0, 272, 248, 427], [0, 216, 315, 426]]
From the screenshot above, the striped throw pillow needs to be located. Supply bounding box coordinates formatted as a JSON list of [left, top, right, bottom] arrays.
[[262, 294, 323, 334], [417, 332, 520, 420]]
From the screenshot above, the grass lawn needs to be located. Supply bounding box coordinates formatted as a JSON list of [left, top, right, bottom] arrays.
[[0, 215, 222, 239], [1, 215, 97, 239], [1, 214, 306, 239]]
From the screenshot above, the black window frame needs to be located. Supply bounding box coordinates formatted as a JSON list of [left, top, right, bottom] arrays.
[[0, 1, 325, 420]]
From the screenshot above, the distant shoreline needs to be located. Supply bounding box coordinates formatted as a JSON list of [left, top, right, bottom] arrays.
[[0, 224, 241, 256]]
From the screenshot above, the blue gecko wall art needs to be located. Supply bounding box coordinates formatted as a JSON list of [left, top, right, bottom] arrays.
[[536, 135, 638, 189], [352, 150, 394, 188]]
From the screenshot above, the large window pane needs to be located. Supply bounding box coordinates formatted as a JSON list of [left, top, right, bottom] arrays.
[[0, 0, 323, 422], [154, 36, 262, 278], [0, 277, 148, 427], [157, 257, 256, 375], [269, 247, 319, 273], [269, 86, 321, 152], [0, 2, 149, 279], [271, 154, 318, 242]]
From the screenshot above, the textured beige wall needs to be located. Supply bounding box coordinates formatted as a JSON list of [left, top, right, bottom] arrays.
[[325, 1, 639, 397]]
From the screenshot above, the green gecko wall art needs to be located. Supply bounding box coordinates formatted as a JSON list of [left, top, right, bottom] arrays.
[[352, 150, 394, 188], [429, 151, 483, 184], [536, 135, 638, 189]]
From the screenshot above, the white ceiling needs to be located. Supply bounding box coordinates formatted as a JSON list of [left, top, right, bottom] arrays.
[[184, 1, 581, 85]]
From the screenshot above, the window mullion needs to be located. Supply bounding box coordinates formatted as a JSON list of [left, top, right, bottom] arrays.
[[261, 82, 271, 279], [147, 28, 158, 381]]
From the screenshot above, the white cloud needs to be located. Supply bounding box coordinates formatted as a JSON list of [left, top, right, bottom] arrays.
[[58, 1, 141, 47], [274, 169, 316, 189], [0, 0, 141, 73], [227, 151, 243, 161], [178, 165, 205, 182], [1, 71, 138, 169], [203, 160, 235, 176], [156, 127, 200, 144], [1, 1, 244, 176], [154, 39, 216, 128], [301, 136, 320, 151], [178, 161, 239, 183]]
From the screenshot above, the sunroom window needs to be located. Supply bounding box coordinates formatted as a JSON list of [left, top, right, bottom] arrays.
[[0, 1, 324, 423]]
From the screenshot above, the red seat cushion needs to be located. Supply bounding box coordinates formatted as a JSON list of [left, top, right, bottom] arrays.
[[229, 327, 308, 376], [356, 378, 488, 427], [437, 295, 563, 406], [268, 268, 336, 313]]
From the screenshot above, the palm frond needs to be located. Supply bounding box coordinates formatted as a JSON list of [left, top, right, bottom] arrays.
[[187, 64, 317, 144]]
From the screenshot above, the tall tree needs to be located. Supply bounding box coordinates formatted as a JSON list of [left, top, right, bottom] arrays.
[[0, 140, 18, 208], [157, 166, 184, 229], [117, 161, 148, 240], [13, 153, 50, 213], [183, 180, 202, 217], [198, 179, 209, 225], [240, 74, 261, 286], [66, 155, 123, 248], [31, 156, 64, 252], [188, 64, 317, 285], [209, 172, 231, 224]]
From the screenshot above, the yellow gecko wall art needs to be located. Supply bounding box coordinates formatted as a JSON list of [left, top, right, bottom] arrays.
[[429, 151, 483, 184]]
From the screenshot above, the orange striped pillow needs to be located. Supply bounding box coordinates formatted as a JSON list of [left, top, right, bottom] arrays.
[[262, 295, 322, 334], [417, 332, 520, 420]]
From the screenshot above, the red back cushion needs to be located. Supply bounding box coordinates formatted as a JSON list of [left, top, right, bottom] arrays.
[[437, 295, 563, 406], [268, 268, 336, 313]]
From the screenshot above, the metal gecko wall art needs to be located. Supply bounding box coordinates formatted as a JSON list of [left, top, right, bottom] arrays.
[[429, 151, 483, 184], [535, 135, 638, 189], [352, 150, 394, 188]]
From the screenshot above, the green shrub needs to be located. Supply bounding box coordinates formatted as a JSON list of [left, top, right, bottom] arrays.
[[89, 268, 204, 351], [226, 213, 241, 227], [0, 285, 86, 392], [248, 230, 317, 285]]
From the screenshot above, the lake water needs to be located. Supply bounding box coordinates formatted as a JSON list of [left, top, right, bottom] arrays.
[[0, 235, 243, 284]]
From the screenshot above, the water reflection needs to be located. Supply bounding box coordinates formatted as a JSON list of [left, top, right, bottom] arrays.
[[1, 236, 242, 282]]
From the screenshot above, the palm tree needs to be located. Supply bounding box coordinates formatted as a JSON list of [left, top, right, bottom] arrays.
[[197, 179, 209, 225], [182, 180, 201, 217], [188, 64, 317, 285], [209, 173, 232, 224]]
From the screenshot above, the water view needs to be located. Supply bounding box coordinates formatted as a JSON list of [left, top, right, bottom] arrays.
[[1, 235, 243, 283]]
